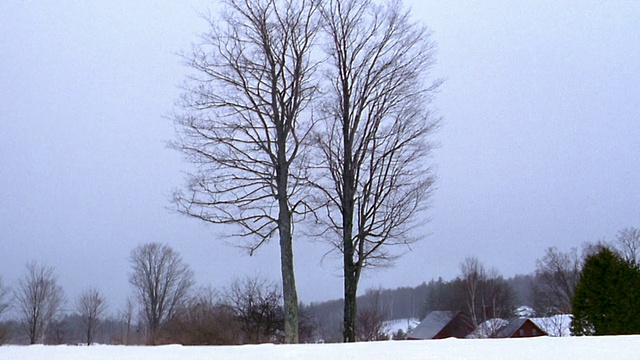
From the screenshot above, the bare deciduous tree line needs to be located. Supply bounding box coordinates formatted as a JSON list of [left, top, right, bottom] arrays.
[[0, 242, 312, 345], [0, 262, 111, 345], [0, 227, 638, 344]]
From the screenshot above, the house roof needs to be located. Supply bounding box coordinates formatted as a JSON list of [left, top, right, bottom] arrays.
[[496, 318, 547, 338], [407, 311, 460, 339], [495, 318, 528, 338]]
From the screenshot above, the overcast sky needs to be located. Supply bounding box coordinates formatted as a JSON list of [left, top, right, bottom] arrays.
[[1, 1, 639, 312]]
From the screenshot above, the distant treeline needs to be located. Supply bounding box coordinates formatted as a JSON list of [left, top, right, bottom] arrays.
[[1, 227, 639, 344]]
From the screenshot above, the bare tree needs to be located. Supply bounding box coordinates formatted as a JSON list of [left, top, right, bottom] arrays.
[[15, 262, 65, 344], [458, 257, 515, 334], [171, 0, 321, 344], [118, 296, 136, 345], [536, 314, 571, 337], [459, 257, 484, 327], [128, 242, 194, 343], [615, 227, 640, 266], [357, 288, 388, 341], [225, 276, 284, 343], [479, 270, 515, 337], [533, 247, 581, 315], [165, 286, 243, 345], [0, 276, 10, 320], [314, 0, 440, 342], [75, 288, 108, 345], [0, 276, 11, 345], [45, 317, 70, 345]]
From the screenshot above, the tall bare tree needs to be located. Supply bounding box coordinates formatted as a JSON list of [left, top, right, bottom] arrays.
[[128, 242, 194, 343], [533, 247, 581, 315], [15, 262, 65, 344], [314, 0, 440, 342], [76, 287, 108, 345], [172, 0, 321, 343]]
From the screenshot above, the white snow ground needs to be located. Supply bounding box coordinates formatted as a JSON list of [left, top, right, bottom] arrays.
[[1, 336, 639, 360]]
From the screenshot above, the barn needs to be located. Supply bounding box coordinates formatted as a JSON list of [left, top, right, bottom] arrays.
[[407, 311, 475, 340], [495, 318, 547, 338]]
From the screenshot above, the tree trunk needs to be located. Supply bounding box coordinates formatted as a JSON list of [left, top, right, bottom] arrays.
[[343, 253, 358, 342], [29, 319, 37, 344], [342, 92, 357, 341], [279, 208, 299, 344], [277, 115, 299, 343]]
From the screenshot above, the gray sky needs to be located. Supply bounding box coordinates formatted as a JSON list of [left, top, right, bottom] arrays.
[[1, 1, 639, 312]]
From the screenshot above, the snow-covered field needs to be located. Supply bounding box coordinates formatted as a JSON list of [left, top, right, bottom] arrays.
[[1, 336, 639, 360]]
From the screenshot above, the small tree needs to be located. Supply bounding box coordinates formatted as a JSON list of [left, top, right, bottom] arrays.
[[15, 262, 65, 344], [0, 276, 9, 320], [480, 273, 515, 337], [76, 288, 108, 345], [615, 227, 640, 266], [458, 257, 515, 332], [45, 317, 71, 345], [392, 328, 406, 340], [460, 257, 483, 326], [297, 303, 319, 343], [357, 288, 388, 341], [0, 276, 11, 344], [536, 314, 571, 337], [533, 247, 581, 315], [571, 246, 640, 335], [164, 287, 243, 345], [118, 297, 136, 345], [225, 276, 284, 343], [129, 242, 194, 343]]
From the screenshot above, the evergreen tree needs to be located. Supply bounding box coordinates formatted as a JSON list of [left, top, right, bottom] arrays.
[[571, 247, 640, 335]]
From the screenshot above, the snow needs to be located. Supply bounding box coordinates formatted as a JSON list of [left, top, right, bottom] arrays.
[[2, 336, 640, 360], [531, 314, 573, 337], [466, 318, 510, 339], [383, 318, 421, 336]]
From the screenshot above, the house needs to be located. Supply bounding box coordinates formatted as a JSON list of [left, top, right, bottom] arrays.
[[468, 317, 548, 339], [494, 318, 547, 338], [407, 311, 475, 340]]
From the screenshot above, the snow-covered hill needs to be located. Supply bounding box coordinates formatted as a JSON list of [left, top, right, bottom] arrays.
[[1, 336, 639, 360]]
